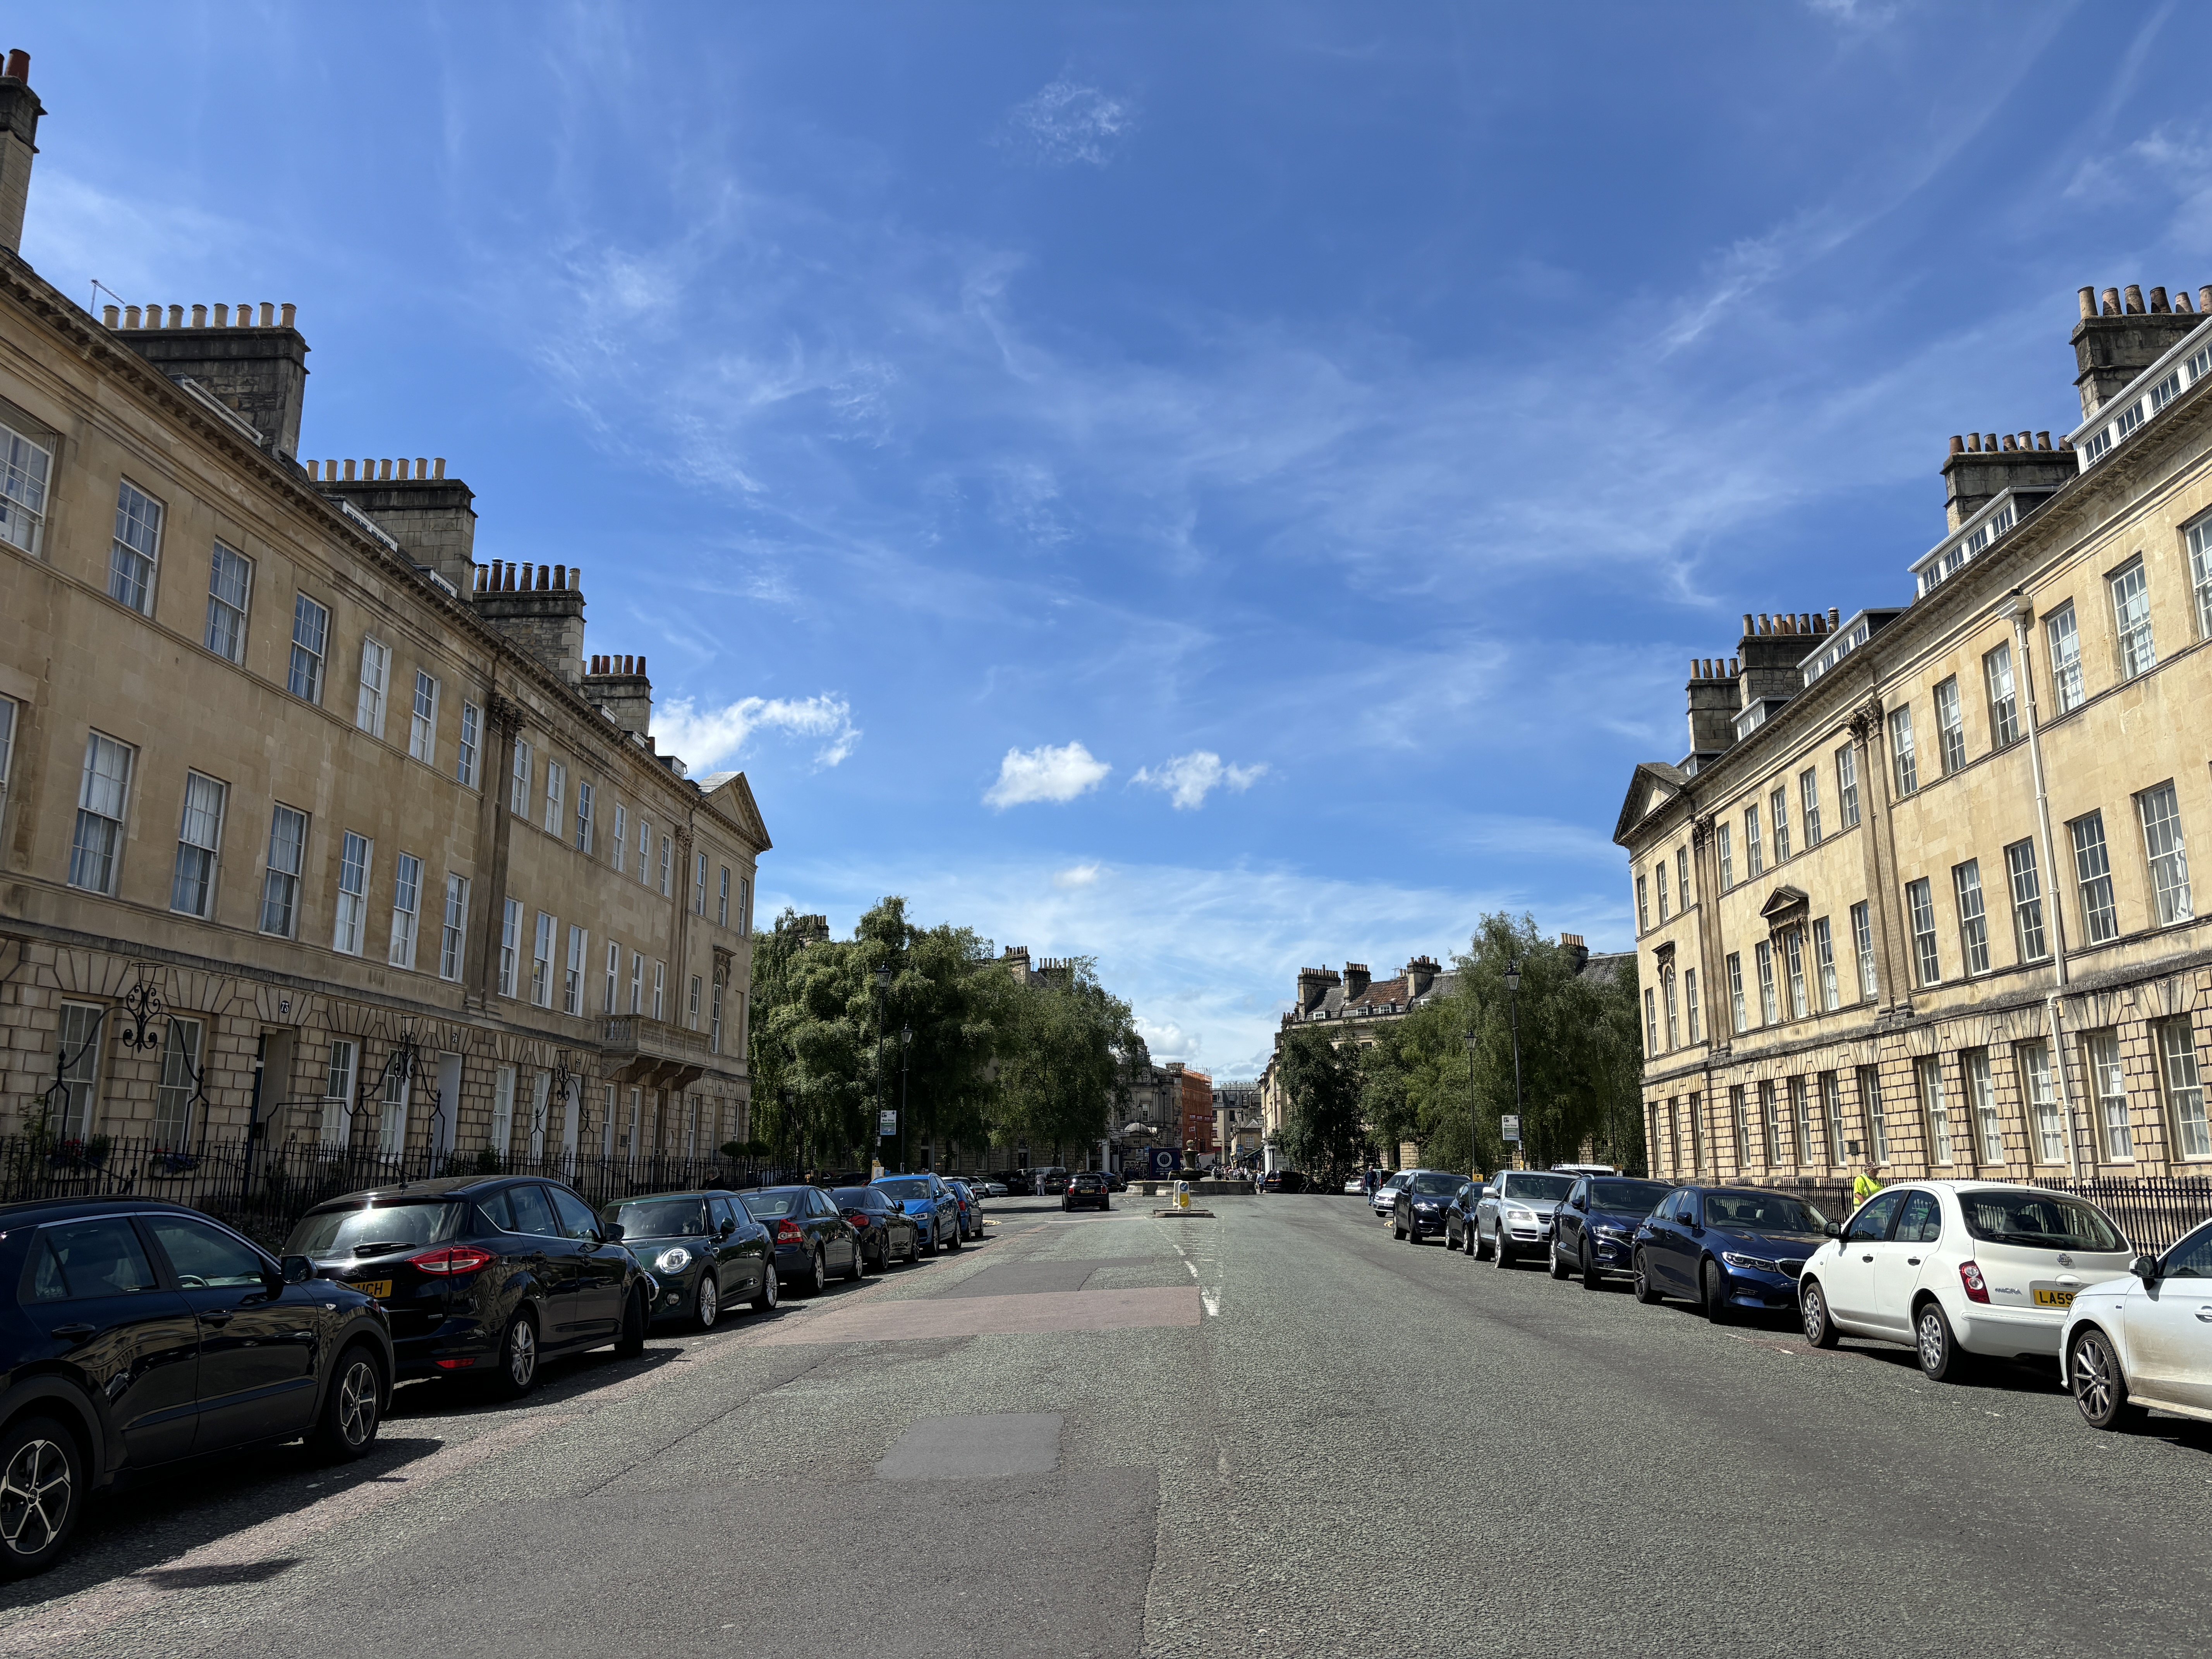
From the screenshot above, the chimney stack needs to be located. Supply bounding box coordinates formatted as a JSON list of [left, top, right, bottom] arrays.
[[2072, 279, 2207, 419], [318, 461, 476, 593], [1940, 427, 2075, 531], [112, 299, 310, 458], [582, 649, 651, 734], [0, 51, 40, 257], [477, 560, 588, 685], [1342, 963, 1372, 1001]]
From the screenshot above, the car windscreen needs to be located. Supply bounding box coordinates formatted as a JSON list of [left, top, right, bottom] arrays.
[[286, 1199, 467, 1258], [876, 1178, 931, 1201], [1589, 1179, 1673, 1214], [610, 1197, 710, 1239], [1408, 1172, 1463, 1195], [1499, 1173, 1575, 1202], [1702, 1192, 1829, 1233], [740, 1189, 802, 1219], [831, 1188, 882, 1209], [1957, 1190, 2126, 1252]]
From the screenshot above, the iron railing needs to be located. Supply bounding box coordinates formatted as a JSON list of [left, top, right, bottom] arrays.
[[1757, 1175, 2212, 1255]]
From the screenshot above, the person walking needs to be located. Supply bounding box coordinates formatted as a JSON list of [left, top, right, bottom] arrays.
[[1853, 1163, 1882, 1208]]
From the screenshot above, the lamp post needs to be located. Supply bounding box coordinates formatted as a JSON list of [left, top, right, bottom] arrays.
[[1504, 958, 1525, 1167], [872, 962, 892, 1169], [1462, 1025, 1478, 1176], [900, 1024, 913, 1173], [2008, 586, 2084, 1178]]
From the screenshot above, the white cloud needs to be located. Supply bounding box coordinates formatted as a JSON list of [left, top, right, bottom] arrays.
[[984, 741, 1111, 808], [1136, 1016, 1198, 1062], [1000, 79, 1136, 168], [652, 692, 860, 770], [1053, 861, 1103, 889], [1132, 751, 1267, 811]]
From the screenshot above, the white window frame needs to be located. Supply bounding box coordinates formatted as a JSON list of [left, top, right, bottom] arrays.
[[613, 804, 627, 872], [69, 730, 135, 895], [205, 541, 251, 664], [499, 896, 522, 998], [531, 911, 556, 1008], [2071, 811, 2120, 945], [170, 769, 226, 919], [575, 781, 594, 854], [490, 1065, 517, 1158], [565, 925, 586, 1015], [543, 760, 566, 836], [323, 1037, 357, 1147], [1755, 939, 1778, 1025], [260, 803, 307, 936], [510, 739, 532, 817], [694, 852, 708, 916], [333, 830, 372, 955], [1799, 768, 1822, 847], [1727, 952, 1746, 1035], [1906, 877, 1939, 986], [152, 1016, 204, 1146], [718, 867, 730, 927], [1966, 1048, 2002, 1167], [1770, 785, 1790, 862], [659, 834, 672, 896], [1920, 1056, 1954, 1167], [629, 951, 644, 1016], [1985, 641, 2019, 748], [604, 939, 620, 1013], [1684, 967, 1700, 1044], [2189, 514, 2212, 641], [408, 670, 439, 765], [356, 637, 390, 737], [1888, 706, 1917, 795], [2087, 1030, 2132, 1161], [457, 700, 481, 788], [2159, 1020, 2210, 1160], [1932, 676, 1965, 775], [388, 851, 423, 969], [108, 479, 162, 615], [2110, 560, 2155, 680], [2005, 838, 2047, 963], [1812, 915, 1838, 1012], [2017, 1040, 2064, 1165], [2045, 603, 2084, 715], [55, 1001, 105, 1139], [2137, 779, 2193, 926], [440, 873, 469, 980], [1953, 859, 1990, 976], [652, 959, 666, 1020], [0, 416, 51, 553]]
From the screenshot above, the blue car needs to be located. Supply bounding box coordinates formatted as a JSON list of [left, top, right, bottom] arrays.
[[873, 1172, 963, 1258], [1547, 1174, 1674, 1288], [1632, 1185, 1841, 1322]]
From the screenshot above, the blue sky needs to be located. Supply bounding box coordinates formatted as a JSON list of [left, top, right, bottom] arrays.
[[23, 3, 2212, 1074]]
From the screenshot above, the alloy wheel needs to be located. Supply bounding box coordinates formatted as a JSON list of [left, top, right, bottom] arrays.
[[1917, 1307, 1947, 1374], [0, 1438, 71, 1558], [697, 1274, 719, 1329], [2071, 1331, 2122, 1426], [508, 1317, 538, 1389], [335, 1358, 379, 1450]]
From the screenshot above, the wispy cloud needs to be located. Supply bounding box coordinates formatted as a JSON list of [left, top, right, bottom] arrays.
[[998, 79, 1136, 168], [1053, 861, 1103, 889], [1132, 751, 1268, 810], [653, 692, 860, 770], [984, 741, 1112, 808]]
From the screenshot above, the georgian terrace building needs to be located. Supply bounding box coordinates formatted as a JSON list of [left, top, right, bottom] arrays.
[[1616, 281, 2212, 1190], [0, 58, 766, 1173]]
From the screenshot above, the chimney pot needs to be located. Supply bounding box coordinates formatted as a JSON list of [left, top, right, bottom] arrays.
[[342, 459, 357, 481], [2200, 287, 2212, 315], [306, 460, 319, 481], [2149, 285, 2171, 313], [1828, 606, 1840, 629], [3, 50, 28, 82], [2078, 286, 2096, 320], [395, 457, 409, 479], [505, 562, 518, 592], [1729, 656, 1739, 675], [1741, 613, 1753, 636], [166, 306, 183, 328], [569, 565, 580, 591], [433, 457, 446, 479], [539, 563, 552, 589], [2001, 434, 2016, 451], [2037, 431, 2051, 449], [258, 302, 273, 326], [1967, 432, 1982, 452], [2123, 283, 2145, 315], [637, 656, 646, 676], [1984, 433, 1998, 451], [553, 563, 566, 588], [123, 305, 140, 328], [189, 304, 205, 328], [2101, 287, 2121, 316], [1948, 434, 1963, 454], [475, 566, 487, 594], [415, 456, 428, 477], [212, 303, 228, 326], [101, 304, 118, 327], [235, 300, 250, 326], [279, 303, 295, 328], [378, 458, 391, 481]]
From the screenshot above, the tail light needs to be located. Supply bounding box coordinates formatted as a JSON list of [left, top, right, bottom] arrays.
[[433, 1356, 477, 1370], [1958, 1260, 1990, 1304], [775, 1220, 804, 1244], [407, 1244, 498, 1275], [846, 1212, 871, 1228]]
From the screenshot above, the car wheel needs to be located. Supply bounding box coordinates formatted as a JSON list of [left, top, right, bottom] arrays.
[[1800, 1279, 1839, 1348], [1473, 1224, 1494, 1262], [751, 1261, 779, 1312], [1549, 1241, 1571, 1280], [1701, 1259, 1733, 1325], [309, 1343, 384, 1462], [2068, 1327, 2139, 1430], [1391, 1216, 1407, 1240], [696, 1273, 721, 1330], [614, 1286, 648, 1358], [1493, 1230, 1514, 1269], [806, 1249, 828, 1295], [1915, 1299, 1973, 1382], [847, 1239, 866, 1282], [492, 1309, 541, 1399], [0, 1416, 81, 1580], [1446, 1224, 1460, 1253], [1633, 1249, 1663, 1304], [1100, 1198, 1109, 1212], [927, 1224, 942, 1257], [948, 1217, 964, 1251], [1580, 1239, 1602, 1292]]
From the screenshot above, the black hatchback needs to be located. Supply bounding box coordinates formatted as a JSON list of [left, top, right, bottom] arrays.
[[283, 1175, 653, 1397], [738, 1185, 864, 1295], [0, 1197, 393, 1579], [602, 1191, 778, 1328]]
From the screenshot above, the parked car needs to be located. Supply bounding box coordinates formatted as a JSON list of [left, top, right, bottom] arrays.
[[1392, 1170, 1469, 1243], [1370, 1170, 1413, 1219], [832, 1186, 921, 1268], [1106, 1171, 1130, 1192], [945, 1178, 983, 1239], [601, 1190, 776, 1328], [735, 1185, 866, 1292], [1444, 1182, 1489, 1251], [1797, 1180, 2134, 1378], [1343, 1176, 1365, 1195], [1037, 1167, 1072, 1196], [1549, 1175, 1674, 1287], [1001, 1171, 1036, 1197], [973, 1178, 1010, 1198], [2060, 1216, 2212, 1428], [1064, 1171, 1111, 1212], [0, 1197, 394, 1580], [874, 1173, 963, 1256], [1633, 1185, 1835, 1321], [1262, 1170, 1308, 1193], [286, 1174, 650, 1396], [1473, 1169, 1576, 1265]]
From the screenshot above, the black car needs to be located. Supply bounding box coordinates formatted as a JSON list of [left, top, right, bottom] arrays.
[[1548, 1175, 1674, 1288], [0, 1197, 393, 1579], [1633, 1185, 1840, 1321], [740, 1185, 865, 1293], [285, 1174, 651, 1397], [1001, 1171, 1036, 1197], [1063, 1171, 1110, 1212], [1444, 1182, 1488, 1252], [601, 1191, 778, 1328], [1038, 1167, 1072, 1197], [1392, 1170, 1469, 1243], [1261, 1169, 1308, 1194], [833, 1187, 921, 1268], [1106, 1171, 1129, 1192]]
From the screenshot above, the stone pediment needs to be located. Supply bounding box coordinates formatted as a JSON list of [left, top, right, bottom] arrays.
[[1613, 762, 1689, 847], [1760, 885, 1810, 929]]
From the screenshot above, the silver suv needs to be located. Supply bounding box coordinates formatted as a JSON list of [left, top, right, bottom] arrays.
[[1370, 1170, 1413, 1219], [1474, 1169, 1577, 1266]]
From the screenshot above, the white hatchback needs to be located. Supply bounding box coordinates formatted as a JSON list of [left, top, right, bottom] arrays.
[[1797, 1181, 2135, 1381], [2059, 1217, 2212, 1429]]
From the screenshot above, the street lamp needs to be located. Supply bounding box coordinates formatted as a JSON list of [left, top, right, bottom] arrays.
[[900, 1023, 913, 1173], [1503, 959, 1525, 1168], [873, 962, 892, 1169], [1462, 1025, 1478, 1176]]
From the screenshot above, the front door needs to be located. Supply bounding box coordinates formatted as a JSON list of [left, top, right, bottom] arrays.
[[140, 1213, 317, 1448], [1869, 1189, 1941, 1336], [1558, 1180, 1589, 1264], [27, 1216, 200, 1467], [708, 1196, 757, 1295], [548, 1186, 624, 1336], [2131, 1226, 2212, 1411], [1824, 1190, 1905, 1327], [1652, 1191, 1698, 1292]]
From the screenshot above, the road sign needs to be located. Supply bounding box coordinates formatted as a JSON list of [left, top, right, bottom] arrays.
[[1501, 1114, 1521, 1143], [879, 1109, 898, 1137]]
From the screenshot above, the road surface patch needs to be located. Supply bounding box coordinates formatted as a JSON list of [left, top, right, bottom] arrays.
[[754, 1285, 1201, 1345], [874, 1412, 1062, 1479]]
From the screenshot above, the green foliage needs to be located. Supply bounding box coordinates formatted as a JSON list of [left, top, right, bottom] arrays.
[[1278, 1024, 1370, 1183]]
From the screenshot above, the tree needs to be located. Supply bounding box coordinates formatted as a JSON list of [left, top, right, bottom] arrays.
[[1277, 1024, 1369, 1183], [990, 960, 1144, 1164]]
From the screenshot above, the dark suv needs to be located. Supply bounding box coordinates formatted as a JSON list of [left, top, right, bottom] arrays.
[[283, 1175, 652, 1398], [1063, 1171, 1111, 1212], [0, 1197, 393, 1579]]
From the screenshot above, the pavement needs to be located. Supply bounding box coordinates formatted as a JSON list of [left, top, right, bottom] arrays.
[[3, 1195, 2205, 1657]]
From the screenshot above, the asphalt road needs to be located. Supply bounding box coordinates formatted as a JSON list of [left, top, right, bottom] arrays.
[[4, 1194, 2206, 1658]]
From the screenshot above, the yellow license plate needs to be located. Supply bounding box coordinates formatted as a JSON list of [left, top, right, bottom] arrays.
[[2032, 1287, 2075, 1309], [350, 1279, 392, 1299]]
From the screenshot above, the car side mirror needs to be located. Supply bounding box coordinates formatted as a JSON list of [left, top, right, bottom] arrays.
[[718, 1220, 735, 1239], [602, 1222, 626, 1243], [280, 1254, 314, 1286], [2133, 1253, 2160, 1286], [1824, 1222, 1842, 1238]]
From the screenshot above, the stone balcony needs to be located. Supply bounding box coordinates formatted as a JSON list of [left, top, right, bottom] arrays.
[[602, 1015, 711, 1092]]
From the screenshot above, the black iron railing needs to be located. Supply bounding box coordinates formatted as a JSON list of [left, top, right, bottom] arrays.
[[1757, 1175, 2212, 1255]]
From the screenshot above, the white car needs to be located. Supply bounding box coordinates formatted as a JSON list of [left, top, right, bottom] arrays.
[[1342, 1176, 1364, 1195], [1371, 1170, 1412, 1219], [1797, 1180, 2134, 1380], [2059, 1216, 2212, 1429]]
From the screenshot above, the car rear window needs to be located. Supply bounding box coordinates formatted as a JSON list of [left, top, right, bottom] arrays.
[[1589, 1179, 1673, 1212], [741, 1189, 801, 1219], [1957, 1190, 2126, 1253], [831, 1188, 881, 1209], [285, 1199, 468, 1258], [610, 1197, 710, 1239], [1701, 1192, 1829, 1233]]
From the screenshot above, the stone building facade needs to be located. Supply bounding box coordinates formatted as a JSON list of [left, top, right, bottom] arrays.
[[1617, 280, 2212, 1190], [0, 59, 766, 1173]]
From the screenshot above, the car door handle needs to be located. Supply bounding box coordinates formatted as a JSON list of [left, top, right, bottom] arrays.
[[48, 1323, 95, 1341], [2197, 1308, 2212, 1322], [201, 1309, 234, 1326], [1905, 1258, 1920, 1267], [1860, 1254, 1873, 1262]]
